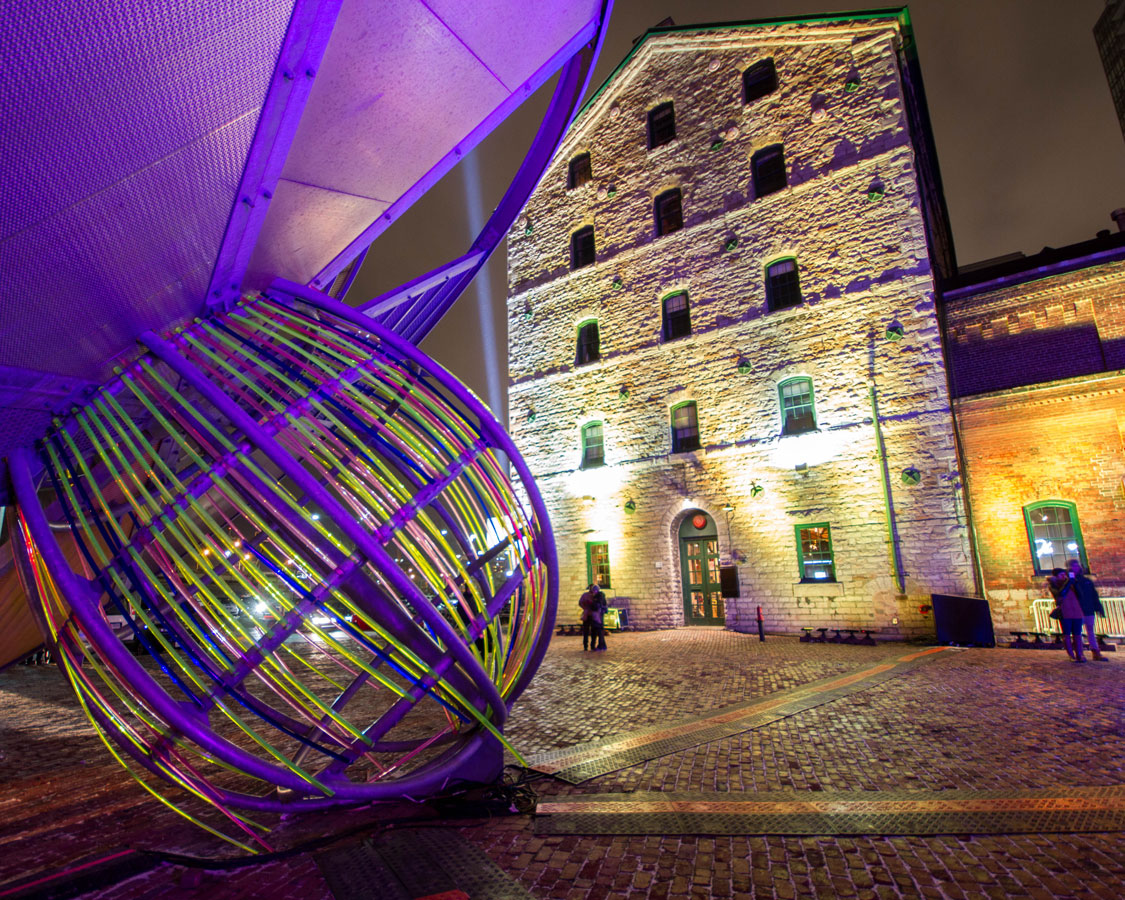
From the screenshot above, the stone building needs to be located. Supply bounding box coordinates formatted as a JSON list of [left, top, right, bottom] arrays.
[[506, 11, 978, 636]]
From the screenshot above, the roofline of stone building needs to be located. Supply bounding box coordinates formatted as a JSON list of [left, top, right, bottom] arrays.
[[573, 7, 913, 125], [942, 231, 1125, 300]]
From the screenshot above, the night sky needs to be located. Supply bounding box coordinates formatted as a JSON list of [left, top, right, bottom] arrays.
[[347, 0, 1125, 422]]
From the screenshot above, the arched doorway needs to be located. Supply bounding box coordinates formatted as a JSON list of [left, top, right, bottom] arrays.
[[678, 511, 724, 625]]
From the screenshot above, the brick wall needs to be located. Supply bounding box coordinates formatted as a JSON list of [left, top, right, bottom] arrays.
[[954, 375, 1125, 632], [507, 18, 975, 637], [943, 258, 1125, 396]]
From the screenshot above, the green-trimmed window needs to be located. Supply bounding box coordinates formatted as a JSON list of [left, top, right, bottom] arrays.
[[586, 541, 611, 588], [580, 421, 604, 468], [766, 257, 801, 311], [779, 376, 815, 435], [796, 523, 835, 582], [1024, 501, 1086, 574], [575, 319, 600, 365], [671, 401, 700, 453], [662, 291, 691, 341]]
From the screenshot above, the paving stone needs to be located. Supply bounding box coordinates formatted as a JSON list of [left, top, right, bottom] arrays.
[[0, 633, 1123, 899]]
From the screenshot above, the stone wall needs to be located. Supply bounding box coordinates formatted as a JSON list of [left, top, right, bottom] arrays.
[[507, 17, 976, 636]]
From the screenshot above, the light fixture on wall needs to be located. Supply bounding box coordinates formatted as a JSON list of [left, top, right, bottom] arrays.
[[737, 358, 752, 375], [901, 466, 922, 485], [624, 499, 636, 514], [750, 481, 764, 498], [884, 321, 904, 341], [721, 502, 734, 512]]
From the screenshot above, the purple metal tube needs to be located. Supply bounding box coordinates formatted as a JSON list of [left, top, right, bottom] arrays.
[[9, 446, 324, 794], [265, 281, 558, 703], [137, 330, 508, 731]]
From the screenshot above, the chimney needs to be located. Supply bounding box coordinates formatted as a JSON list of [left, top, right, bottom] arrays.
[[1112, 208, 1125, 232]]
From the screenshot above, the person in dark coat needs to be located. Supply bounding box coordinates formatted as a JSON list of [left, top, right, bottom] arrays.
[[578, 584, 597, 651], [1068, 559, 1108, 662], [590, 588, 608, 651]]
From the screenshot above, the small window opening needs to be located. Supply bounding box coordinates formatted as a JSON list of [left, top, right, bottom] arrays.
[[571, 226, 595, 269], [568, 153, 592, 189], [655, 189, 683, 236], [662, 292, 691, 341], [648, 102, 676, 149]]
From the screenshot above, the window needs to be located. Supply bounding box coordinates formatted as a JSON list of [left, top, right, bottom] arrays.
[[648, 102, 676, 149], [586, 541, 611, 588], [568, 153, 592, 190], [662, 291, 691, 341], [796, 524, 835, 582], [671, 402, 700, 453], [743, 59, 777, 104], [1024, 501, 1086, 574], [654, 189, 683, 236], [571, 226, 595, 269], [766, 257, 802, 311], [575, 320, 600, 365], [779, 376, 815, 435], [580, 422, 604, 468], [752, 144, 786, 197]]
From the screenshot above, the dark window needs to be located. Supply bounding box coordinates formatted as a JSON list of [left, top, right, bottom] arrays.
[[671, 402, 700, 453], [648, 102, 676, 149], [662, 292, 691, 341], [779, 377, 815, 435], [575, 320, 600, 365], [571, 226, 595, 269], [586, 541, 611, 588], [654, 189, 683, 236], [766, 258, 802, 311], [581, 422, 604, 468], [1024, 502, 1086, 574], [796, 524, 835, 582], [568, 153, 592, 189], [752, 144, 786, 198], [743, 59, 778, 104]]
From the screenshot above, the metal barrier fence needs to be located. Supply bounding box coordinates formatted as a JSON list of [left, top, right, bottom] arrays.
[[1030, 597, 1125, 638]]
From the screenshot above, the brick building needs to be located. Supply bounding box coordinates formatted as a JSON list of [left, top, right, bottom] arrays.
[[506, 11, 978, 636], [944, 235, 1125, 634]]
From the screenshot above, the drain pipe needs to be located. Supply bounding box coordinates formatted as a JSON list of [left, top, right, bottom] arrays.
[[869, 382, 905, 594]]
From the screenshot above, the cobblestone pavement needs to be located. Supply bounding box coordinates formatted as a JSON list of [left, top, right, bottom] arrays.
[[1, 629, 1122, 898]]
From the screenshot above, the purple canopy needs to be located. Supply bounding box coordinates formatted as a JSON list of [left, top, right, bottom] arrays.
[[0, 0, 610, 478]]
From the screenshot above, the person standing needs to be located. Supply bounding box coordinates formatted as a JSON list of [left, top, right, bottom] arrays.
[[1049, 566, 1086, 662], [591, 587, 608, 651], [1068, 559, 1109, 662], [578, 584, 597, 651]]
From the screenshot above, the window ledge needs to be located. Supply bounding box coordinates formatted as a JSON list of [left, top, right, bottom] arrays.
[[793, 581, 843, 597], [765, 302, 807, 318], [647, 138, 680, 155], [780, 428, 820, 439]]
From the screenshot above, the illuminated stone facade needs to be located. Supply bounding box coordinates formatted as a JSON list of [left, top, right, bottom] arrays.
[[506, 13, 976, 635]]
